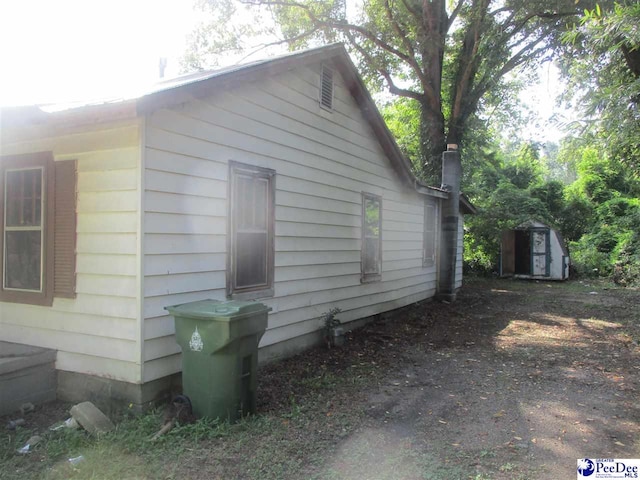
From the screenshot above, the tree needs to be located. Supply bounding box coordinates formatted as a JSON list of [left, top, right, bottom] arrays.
[[184, 0, 596, 180], [560, 2, 640, 176]]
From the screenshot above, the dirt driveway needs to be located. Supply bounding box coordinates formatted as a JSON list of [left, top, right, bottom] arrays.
[[3, 278, 639, 480], [237, 278, 640, 480]]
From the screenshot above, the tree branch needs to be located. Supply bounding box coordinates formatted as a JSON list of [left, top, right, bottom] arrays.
[[621, 43, 640, 78], [447, 0, 466, 30], [382, 0, 426, 84], [237, 29, 318, 63], [248, 0, 420, 65], [345, 32, 424, 102], [399, 0, 422, 24]]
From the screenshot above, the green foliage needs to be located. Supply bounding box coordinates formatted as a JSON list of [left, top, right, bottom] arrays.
[[381, 98, 423, 180], [463, 136, 640, 286], [503, 143, 547, 189], [465, 179, 550, 273], [560, 1, 640, 177], [562, 144, 640, 283], [321, 307, 342, 331], [557, 189, 594, 241], [321, 308, 342, 347]]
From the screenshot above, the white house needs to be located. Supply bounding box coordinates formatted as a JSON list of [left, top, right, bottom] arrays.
[[500, 220, 570, 280], [0, 44, 474, 408]]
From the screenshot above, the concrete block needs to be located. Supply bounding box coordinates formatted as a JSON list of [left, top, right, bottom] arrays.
[[70, 401, 115, 435]]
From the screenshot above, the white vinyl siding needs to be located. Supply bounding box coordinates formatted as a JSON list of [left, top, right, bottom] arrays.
[[0, 122, 142, 383], [142, 63, 440, 380]]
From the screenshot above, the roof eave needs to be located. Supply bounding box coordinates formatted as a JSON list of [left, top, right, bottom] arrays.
[[135, 43, 348, 115], [459, 194, 477, 214]]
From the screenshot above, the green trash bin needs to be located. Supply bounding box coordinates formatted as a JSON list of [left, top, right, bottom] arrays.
[[165, 299, 269, 421]]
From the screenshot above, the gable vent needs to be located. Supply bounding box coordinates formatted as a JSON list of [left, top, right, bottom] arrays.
[[320, 65, 334, 110]]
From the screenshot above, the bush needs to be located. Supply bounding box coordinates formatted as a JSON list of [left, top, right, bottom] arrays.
[[570, 236, 612, 277], [612, 233, 640, 286]]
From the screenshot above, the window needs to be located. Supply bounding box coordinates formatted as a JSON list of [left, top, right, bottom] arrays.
[[227, 161, 275, 298], [0, 152, 76, 305], [361, 193, 382, 282], [320, 65, 334, 110], [423, 199, 439, 267]]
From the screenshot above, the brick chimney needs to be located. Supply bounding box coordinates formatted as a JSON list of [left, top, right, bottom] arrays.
[[437, 145, 462, 302]]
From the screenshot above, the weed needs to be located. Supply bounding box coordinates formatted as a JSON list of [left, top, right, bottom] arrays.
[[321, 307, 342, 347], [299, 371, 339, 390], [479, 449, 496, 459], [499, 462, 515, 472], [473, 475, 493, 480], [282, 396, 304, 419]]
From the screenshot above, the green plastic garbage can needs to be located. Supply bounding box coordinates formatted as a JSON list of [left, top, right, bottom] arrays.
[[165, 299, 269, 421]]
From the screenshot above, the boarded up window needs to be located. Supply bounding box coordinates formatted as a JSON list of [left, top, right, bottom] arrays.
[[0, 152, 78, 306], [361, 193, 382, 281], [320, 65, 334, 110], [423, 200, 438, 267], [228, 162, 275, 297]]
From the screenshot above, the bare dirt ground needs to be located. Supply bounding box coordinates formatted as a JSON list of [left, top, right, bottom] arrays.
[[228, 278, 640, 479], [3, 278, 639, 480]]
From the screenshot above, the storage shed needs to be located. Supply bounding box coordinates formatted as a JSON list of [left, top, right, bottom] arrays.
[[0, 44, 474, 408], [500, 220, 569, 280]]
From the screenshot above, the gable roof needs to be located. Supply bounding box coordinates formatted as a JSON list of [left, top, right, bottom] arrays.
[[2, 43, 474, 207]]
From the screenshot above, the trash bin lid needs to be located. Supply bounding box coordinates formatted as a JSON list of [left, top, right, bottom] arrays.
[[165, 299, 270, 320]]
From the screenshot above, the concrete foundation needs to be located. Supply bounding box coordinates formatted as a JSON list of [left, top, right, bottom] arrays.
[[57, 371, 181, 415], [0, 342, 57, 416]]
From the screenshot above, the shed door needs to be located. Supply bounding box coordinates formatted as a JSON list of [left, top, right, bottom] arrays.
[[531, 228, 550, 277], [500, 230, 515, 276]]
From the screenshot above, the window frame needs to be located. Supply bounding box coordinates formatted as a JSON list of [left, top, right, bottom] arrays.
[[423, 199, 440, 267], [361, 192, 382, 283], [0, 152, 55, 306], [226, 161, 276, 300]]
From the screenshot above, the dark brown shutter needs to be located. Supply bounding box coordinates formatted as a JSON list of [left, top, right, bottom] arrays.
[[53, 160, 77, 298]]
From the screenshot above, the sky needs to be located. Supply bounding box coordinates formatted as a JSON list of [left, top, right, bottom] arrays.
[[520, 62, 571, 144], [0, 0, 199, 106], [0, 0, 570, 141]]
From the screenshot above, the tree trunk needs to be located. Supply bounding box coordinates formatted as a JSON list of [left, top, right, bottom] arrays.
[[621, 43, 640, 79], [420, 99, 446, 184]]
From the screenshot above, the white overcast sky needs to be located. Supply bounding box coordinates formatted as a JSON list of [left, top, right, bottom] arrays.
[[0, 0, 200, 106], [0, 0, 569, 141]]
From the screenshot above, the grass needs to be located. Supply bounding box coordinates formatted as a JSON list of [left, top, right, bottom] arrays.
[[0, 410, 238, 480]]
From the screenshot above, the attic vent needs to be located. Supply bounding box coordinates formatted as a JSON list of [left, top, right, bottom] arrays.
[[320, 65, 334, 110]]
